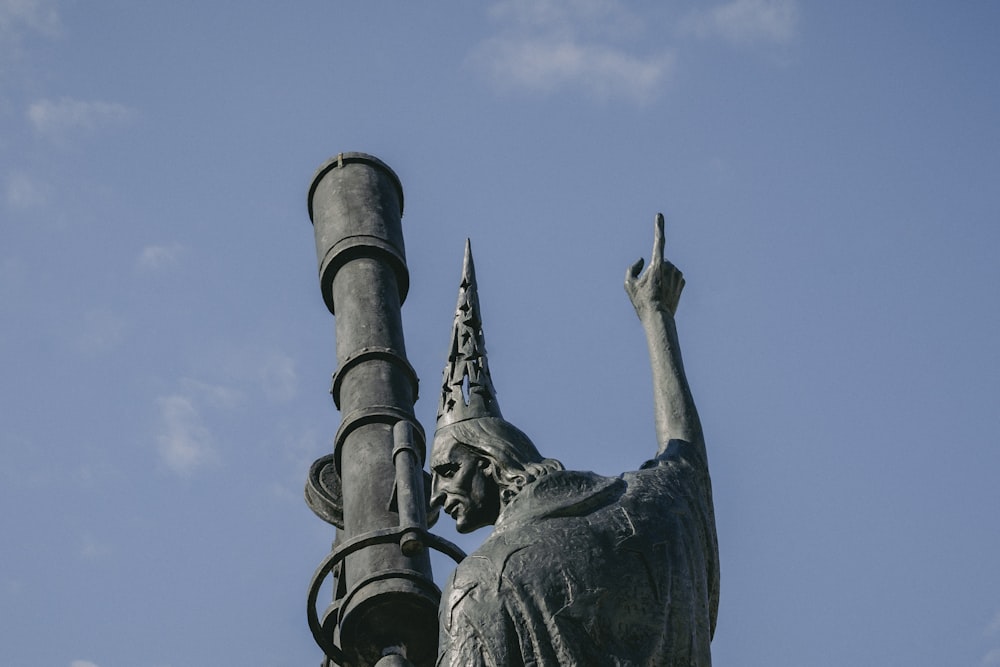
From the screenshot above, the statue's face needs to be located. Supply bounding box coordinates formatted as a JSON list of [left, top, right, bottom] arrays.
[[430, 441, 501, 533]]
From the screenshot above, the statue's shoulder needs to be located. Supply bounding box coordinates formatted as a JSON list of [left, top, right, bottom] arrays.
[[498, 469, 625, 526], [450, 471, 622, 583], [459, 460, 702, 583]]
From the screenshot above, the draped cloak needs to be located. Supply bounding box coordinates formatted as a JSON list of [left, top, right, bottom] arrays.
[[437, 442, 719, 667]]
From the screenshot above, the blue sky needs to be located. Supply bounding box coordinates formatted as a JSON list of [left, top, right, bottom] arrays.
[[2, 1, 999, 665]]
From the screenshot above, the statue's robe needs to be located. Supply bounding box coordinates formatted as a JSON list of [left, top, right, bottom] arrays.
[[437, 442, 719, 667]]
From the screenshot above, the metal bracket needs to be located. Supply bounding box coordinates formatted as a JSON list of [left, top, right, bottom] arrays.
[[306, 527, 467, 666]]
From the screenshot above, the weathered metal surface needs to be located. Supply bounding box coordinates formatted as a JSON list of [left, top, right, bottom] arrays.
[[300, 155, 718, 666], [428, 218, 719, 666], [304, 153, 455, 667]]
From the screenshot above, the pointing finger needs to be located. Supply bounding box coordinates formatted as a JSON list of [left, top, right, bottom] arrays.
[[652, 213, 665, 265]]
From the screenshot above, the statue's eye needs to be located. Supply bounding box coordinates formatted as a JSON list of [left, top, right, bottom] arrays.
[[435, 463, 459, 479]]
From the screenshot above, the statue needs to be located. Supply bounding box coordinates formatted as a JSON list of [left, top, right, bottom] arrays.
[[430, 215, 720, 666]]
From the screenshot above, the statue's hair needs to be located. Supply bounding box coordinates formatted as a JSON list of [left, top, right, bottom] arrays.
[[433, 417, 564, 504]]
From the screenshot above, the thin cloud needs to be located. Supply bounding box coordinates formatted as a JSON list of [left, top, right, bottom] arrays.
[[271, 426, 322, 501], [0, 257, 25, 308], [76, 308, 128, 356], [79, 533, 111, 560], [70, 661, 100, 667], [137, 243, 184, 271], [0, 0, 61, 91], [0, 0, 61, 40], [987, 610, 1000, 637], [488, 0, 643, 37], [984, 611, 1000, 666], [682, 0, 798, 46], [179, 378, 244, 410], [215, 345, 298, 404], [156, 394, 218, 475], [27, 97, 134, 140], [472, 0, 673, 103], [3, 171, 49, 209], [474, 37, 672, 103], [259, 351, 297, 403]]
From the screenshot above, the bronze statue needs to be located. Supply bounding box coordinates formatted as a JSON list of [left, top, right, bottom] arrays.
[[430, 215, 719, 666], [302, 153, 718, 667]]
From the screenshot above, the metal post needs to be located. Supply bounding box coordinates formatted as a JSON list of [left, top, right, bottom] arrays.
[[304, 153, 442, 667]]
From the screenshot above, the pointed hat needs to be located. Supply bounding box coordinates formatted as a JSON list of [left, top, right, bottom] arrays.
[[436, 239, 503, 429]]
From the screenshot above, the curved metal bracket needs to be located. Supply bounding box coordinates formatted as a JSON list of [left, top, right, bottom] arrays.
[[307, 527, 467, 666]]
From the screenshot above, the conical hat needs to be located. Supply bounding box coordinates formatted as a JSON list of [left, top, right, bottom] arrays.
[[436, 239, 503, 429]]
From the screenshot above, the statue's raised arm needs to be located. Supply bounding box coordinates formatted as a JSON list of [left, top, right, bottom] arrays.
[[431, 219, 718, 667], [625, 213, 707, 470]]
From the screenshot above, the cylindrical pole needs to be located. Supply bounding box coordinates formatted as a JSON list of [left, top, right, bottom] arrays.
[[307, 153, 439, 667]]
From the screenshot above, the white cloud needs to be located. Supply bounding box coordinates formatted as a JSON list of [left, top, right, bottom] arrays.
[[987, 610, 1000, 637], [0, 0, 61, 39], [259, 352, 297, 403], [984, 611, 1000, 666], [682, 0, 798, 46], [76, 308, 128, 355], [156, 394, 218, 475], [0, 0, 61, 90], [474, 37, 672, 103], [27, 97, 134, 140], [473, 0, 673, 103], [137, 243, 184, 271], [0, 256, 25, 309], [180, 378, 244, 410], [154, 378, 249, 475], [214, 345, 298, 404], [4, 171, 49, 209], [271, 426, 322, 501], [79, 533, 111, 560], [489, 0, 642, 38], [70, 661, 100, 667], [75, 462, 117, 487]]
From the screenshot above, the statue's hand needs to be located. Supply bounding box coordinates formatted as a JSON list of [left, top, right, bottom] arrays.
[[625, 213, 685, 319]]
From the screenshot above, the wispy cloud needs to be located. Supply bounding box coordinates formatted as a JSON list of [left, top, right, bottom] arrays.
[[137, 243, 184, 271], [682, 0, 798, 46], [79, 533, 111, 560], [0, 0, 61, 41], [213, 345, 298, 404], [471, 0, 673, 103], [271, 426, 322, 501], [156, 394, 218, 475], [3, 171, 49, 209], [151, 350, 297, 475], [75, 308, 127, 354], [70, 661, 100, 667], [179, 378, 244, 410], [987, 610, 1000, 637], [983, 611, 1000, 666], [258, 351, 297, 403], [75, 308, 128, 356], [154, 378, 244, 475], [474, 38, 673, 103], [488, 0, 643, 37], [0, 257, 25, 310], [27, 97, 135, 141]]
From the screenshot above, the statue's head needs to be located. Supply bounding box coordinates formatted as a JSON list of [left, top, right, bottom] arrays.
[[431, 242, 563, 531], [430, 417, 564, 533]]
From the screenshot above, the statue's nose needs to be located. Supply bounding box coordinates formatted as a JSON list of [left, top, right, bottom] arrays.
[[429, 482, 445, 509]]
